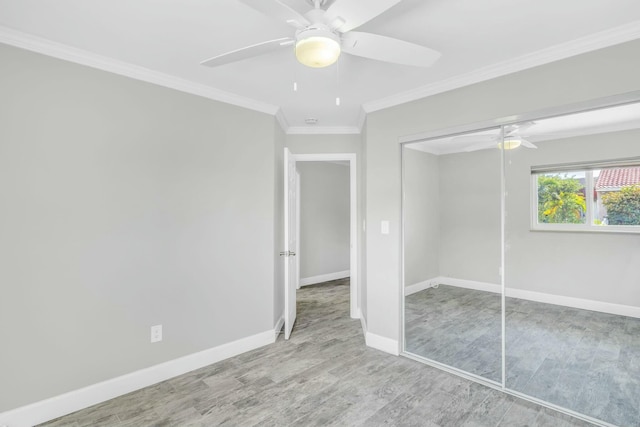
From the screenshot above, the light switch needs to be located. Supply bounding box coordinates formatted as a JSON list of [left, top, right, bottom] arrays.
[[381, 220, 390, 235]]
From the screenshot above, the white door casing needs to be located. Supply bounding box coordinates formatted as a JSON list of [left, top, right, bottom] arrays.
[[296, 171, 301, 290], [283, 148, 298, 340], [292, 153, 359, 319]]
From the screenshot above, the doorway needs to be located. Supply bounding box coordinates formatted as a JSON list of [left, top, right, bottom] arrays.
[[283, 152, 359, 340]]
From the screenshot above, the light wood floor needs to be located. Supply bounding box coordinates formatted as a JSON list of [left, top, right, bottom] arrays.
[[40, 279, 595, 426]]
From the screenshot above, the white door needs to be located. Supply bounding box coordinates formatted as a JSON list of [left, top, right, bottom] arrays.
[[283, 148, 298, 339]]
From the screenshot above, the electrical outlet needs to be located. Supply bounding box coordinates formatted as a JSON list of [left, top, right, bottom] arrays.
[[151, 325, 162, 343]]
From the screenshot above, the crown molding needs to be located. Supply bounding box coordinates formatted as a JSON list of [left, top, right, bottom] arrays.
[[3, 20, 639, 131], [0, 26, 279, 116], [275, 109, 289, 133], [286, 125, 361, 135], [356, 107, 367, 132], [363, 20, 640, 113]]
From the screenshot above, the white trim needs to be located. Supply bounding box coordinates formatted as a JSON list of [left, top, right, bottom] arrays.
[[299, 270, 350, 287], [275, 109, 289, 133], [363, 21, 640, 113], [0, 330, 275, 427], [433, 276, 640, 319], [294, 153, 356, 162], [399, 92, 640, 146], [506, 287, 640, 319], [359, 309, 368, 337], [293, 153, 360, 320], [274, 313, 285, 337], [365, 332, 400, 356], [356, 107, 367, 132], [0, 26, 279, 116], [295, 171, 301, 290], [3, 22, 640, 134], [348, 156, 359, 320], [404, 279, 437, 296], [286, 126, 361, 135], [438, 277, 502, 294]]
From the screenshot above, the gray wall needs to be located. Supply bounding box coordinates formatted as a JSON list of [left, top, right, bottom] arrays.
[[438, 149, 502, 284], [365, 39, 640, 343], [0, 44, 278, 412], [286, 134, 361, 155], [403, 148, 440, 286], [403, 146, 501, 287], [298, 162, 350, 279]]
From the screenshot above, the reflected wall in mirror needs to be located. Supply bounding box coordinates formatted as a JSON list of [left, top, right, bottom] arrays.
[[403, 128, 503, 383], [504, 102, 640, 427]]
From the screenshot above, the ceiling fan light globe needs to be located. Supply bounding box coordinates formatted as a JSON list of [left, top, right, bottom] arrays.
[[295, 35, 341, 68], [499, 138, 522, 150]]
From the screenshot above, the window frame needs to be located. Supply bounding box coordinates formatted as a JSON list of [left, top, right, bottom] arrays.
[[530, 159, 640, 234]]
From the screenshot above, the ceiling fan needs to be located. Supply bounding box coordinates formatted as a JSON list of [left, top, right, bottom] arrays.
[[201, 0, 441, 69], [453, 122, 539, 152]]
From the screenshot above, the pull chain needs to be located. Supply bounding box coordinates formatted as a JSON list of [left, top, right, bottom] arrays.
[[335, 59, 341, 106]]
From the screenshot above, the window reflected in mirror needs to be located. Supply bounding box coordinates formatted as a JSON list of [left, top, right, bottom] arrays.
[[504, 101, 640, 427]]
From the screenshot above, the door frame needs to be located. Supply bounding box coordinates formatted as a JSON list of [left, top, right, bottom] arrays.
[[293, 153, 359, 319]]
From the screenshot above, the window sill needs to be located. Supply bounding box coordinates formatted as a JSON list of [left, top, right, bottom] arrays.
[[530, 225, 640, 234]]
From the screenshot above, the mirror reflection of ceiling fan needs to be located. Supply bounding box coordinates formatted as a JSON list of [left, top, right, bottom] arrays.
[[453, 122, 539, 152], [201, 0, 441, 69]]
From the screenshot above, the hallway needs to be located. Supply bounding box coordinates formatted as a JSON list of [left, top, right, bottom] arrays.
[[41, 279, 594, 426]]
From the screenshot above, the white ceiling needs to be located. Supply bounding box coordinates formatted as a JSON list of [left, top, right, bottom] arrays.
[[1, 0, 639, 133]]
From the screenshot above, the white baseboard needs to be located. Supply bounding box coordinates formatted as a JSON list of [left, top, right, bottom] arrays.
[[429, 276, 640, 319], [299, 270, 350, 287], [405, 278, 438, 296], [438, 276, 501, 294], [365, 332, 399, 356], [506, 287, 640, 319], [405, 277, 500, 296], [0, 330, 275, 427], [274, 312, 285, 337]]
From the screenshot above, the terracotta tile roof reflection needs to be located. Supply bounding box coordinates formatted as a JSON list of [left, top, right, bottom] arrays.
[[596, 167, 640, 190]]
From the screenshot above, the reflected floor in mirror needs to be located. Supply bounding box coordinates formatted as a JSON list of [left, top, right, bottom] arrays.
[[507, 298, 640, 427], [405, 285, 502, 382], [405, 285, 640, 427]]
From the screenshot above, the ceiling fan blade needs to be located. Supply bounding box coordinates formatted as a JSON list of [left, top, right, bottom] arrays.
[[237, 0, 310, 28], [324, 0, 402, 32], [201, 37, 293, 67], [341, 32, 441, 67], [521, 138, 538, 149], [505, 121, 536, 135]]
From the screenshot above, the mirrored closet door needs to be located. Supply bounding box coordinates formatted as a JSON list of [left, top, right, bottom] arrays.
[[403, 128, 504, 383], [504, 102, 640, 427], [403, 95, 640, 427]]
